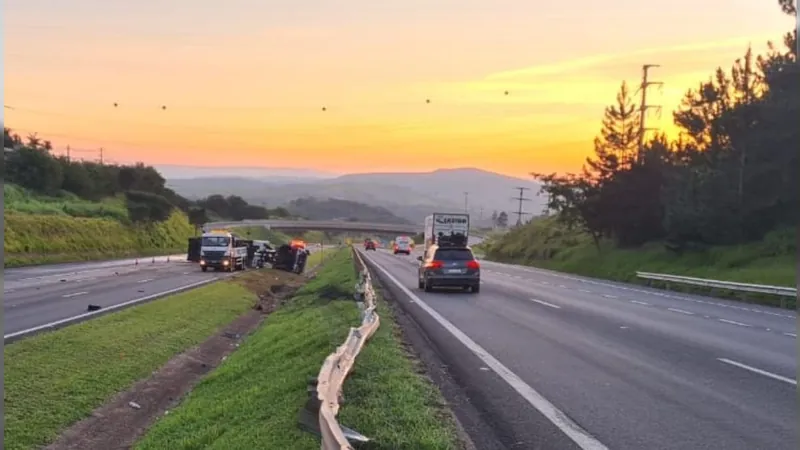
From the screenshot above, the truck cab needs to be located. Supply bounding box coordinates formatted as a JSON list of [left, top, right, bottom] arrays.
[[199, 230, 249, 272]]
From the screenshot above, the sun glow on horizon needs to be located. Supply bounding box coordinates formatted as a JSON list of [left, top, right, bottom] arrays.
[[4, 0, 791, 177]]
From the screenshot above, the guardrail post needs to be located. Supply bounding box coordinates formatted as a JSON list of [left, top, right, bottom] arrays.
[[297, 378, 323, 436]]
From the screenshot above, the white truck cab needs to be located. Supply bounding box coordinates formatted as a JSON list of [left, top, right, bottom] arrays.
[[199, 230, 249, 272]]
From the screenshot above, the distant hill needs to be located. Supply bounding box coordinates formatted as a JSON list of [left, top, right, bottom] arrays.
[[285, 197, 410, 224], [165, 168, 545, 224]]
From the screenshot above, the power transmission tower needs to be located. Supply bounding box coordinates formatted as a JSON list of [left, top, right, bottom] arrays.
[[511, 187, 532, 226], [637, 64, 663, 161]]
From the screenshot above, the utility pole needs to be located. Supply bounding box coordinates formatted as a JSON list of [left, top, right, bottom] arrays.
[[463, 192, 469, 213], [99, 147, 104, 165], [511, 186, 532, 226], [637, 64, 663, 161], [66, 145, 71, 162]]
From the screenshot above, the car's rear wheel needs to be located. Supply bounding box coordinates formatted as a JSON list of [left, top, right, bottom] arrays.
[[418, 279, 425, 289], [471, 284, 480, 293], [424, 280, 433, 292]]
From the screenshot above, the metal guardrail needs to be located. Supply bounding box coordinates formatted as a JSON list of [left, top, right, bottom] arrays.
[[636, 271, 797, 297], [298, 247, 381, 449]]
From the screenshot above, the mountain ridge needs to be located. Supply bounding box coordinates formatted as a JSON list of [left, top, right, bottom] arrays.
[[165, 167, 545, 224]]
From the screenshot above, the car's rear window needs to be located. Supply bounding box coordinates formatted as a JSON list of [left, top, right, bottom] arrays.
[[433, 248, 474, 260]]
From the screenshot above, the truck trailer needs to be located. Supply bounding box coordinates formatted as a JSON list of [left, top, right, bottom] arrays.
[[423, 213, 470, 255]]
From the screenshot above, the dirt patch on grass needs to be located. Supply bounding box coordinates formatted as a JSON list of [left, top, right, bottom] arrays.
[[44, 270, 307, 450], [236, 270, 307, 314]]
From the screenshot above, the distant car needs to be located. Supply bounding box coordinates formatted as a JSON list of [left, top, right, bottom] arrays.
[[365, 240, 377, 251], [393, 235, 412, 255], [417, 245, 480, 293]]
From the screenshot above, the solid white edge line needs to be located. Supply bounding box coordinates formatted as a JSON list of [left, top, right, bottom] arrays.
[[361, 251, 609, 450], [531, 299, 562, 309], [717, 358, 796, 386], [4, 278, 217, 340]]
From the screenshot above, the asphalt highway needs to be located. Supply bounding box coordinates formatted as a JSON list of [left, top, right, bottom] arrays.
[[4, 256, 225, 336], [360, 248, 797, 450], [4, 246, 332, 338]]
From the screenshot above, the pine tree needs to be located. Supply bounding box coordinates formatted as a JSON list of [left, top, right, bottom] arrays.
[[584, 81, 641, 182]]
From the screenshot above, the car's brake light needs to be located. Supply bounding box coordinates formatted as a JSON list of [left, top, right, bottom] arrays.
[[426, 260, 443, 269], [466, 260, 480, 270]]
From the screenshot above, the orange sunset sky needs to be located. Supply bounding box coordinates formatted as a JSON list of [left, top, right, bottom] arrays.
[[3, 0, 793, 177]]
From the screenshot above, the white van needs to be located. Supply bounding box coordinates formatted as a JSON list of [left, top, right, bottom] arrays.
[[393, 235, 412, 255]]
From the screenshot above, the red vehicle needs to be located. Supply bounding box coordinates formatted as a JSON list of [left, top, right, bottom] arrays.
[[364, 240, 377, 251]]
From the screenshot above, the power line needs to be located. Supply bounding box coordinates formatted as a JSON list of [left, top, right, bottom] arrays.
[[510, 186, 532, 226]]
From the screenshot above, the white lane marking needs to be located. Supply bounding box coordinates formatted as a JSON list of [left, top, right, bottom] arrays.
[[62, 291, 88, 298], [602, 294, 618, 299], [137, 278, 153, 284], [558, 285, 567, 288], [531, 299, 561, 309], [540, 281, 550, 285], [717, 358, 796, 386], [579, 289, 592, 293], [783, 332, 796, 338], [718, 319, 751, 327], [668, 308, 694, 315], [630, 300, 649, 306], [363, 253, 609, 450], [483, 263, 796, 319]]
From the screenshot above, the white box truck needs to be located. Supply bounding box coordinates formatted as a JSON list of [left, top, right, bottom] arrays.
[[423, 213, 470, 254]]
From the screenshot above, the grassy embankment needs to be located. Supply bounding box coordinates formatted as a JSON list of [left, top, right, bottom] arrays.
[[136, 249, 460, 450], [482, 216, 796, 307], [3, 279, 259, 450], [4, 184, 194, 267]]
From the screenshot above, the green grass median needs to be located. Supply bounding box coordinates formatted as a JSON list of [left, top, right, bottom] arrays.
[[3, 281, 257, 450], [135, 249, 460, 450]]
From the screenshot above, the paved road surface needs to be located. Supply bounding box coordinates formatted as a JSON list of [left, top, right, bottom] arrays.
[[4, 246, 332, 337], [360, 248, 796, 450], [4, 258, 225, 336]]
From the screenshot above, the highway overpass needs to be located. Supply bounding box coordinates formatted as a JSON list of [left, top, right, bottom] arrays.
[[203, 219, 423, 235]]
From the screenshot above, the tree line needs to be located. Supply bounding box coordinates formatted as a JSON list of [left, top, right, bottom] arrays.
[[2, 129, 290, 226], [534, 1, 796, 252]]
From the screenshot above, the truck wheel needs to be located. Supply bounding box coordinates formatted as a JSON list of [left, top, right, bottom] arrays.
[[418, 279, 424, 289], [201, 266, 208, 272], [424, 280, 433, 292]]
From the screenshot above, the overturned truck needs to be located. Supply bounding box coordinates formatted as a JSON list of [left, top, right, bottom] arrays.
[[271, 239, 310, 274]]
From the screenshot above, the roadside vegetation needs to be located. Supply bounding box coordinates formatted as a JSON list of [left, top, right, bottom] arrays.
[[486, 3, 797, 297], [135, 249, 459, 450], [483, 216, 794, 287], [2, 129, 297, 267], [3, 279, 259, 450]]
